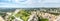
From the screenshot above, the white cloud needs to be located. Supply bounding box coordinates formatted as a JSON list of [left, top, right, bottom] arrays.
[[0, 0, 60, 8]]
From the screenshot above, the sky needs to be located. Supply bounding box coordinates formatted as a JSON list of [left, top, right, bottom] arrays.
[[0, 0, 60, 8]]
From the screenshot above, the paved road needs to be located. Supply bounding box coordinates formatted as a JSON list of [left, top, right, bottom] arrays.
[[13, 9, 23, 21], [0, 16, 5, 21]]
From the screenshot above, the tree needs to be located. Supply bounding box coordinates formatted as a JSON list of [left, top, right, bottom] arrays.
[[15, 10, 31, 21]]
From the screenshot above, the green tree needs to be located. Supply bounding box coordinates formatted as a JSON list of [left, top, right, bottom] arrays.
[[15, 10, 31, 21], [8, 16, 15, 21], [40, 18, 48, 21]]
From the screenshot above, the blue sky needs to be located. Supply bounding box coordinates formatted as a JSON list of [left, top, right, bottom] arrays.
[[0, 0, 60, 8]]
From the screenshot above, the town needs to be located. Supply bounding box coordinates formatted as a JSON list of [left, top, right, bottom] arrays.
[[0, 8, 60, 21]]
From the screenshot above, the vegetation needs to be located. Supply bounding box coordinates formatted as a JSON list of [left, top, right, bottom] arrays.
[[49, 12, 60, 16], [15, 9, 31, 21], [8, 16, 15, 21], [38, 16, 49, 21], [0, 8, 59, 21], [40, 18, 49, 21]]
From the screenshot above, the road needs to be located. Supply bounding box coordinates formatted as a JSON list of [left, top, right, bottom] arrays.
[[0, 16, 5, 21]]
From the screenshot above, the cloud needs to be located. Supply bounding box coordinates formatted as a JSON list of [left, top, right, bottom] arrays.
[[0, 0, 60, 8]]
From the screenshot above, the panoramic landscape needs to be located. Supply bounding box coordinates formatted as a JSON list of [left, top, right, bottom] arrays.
[[0, 0, 60, 21], [0, 8, 60, 21]]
